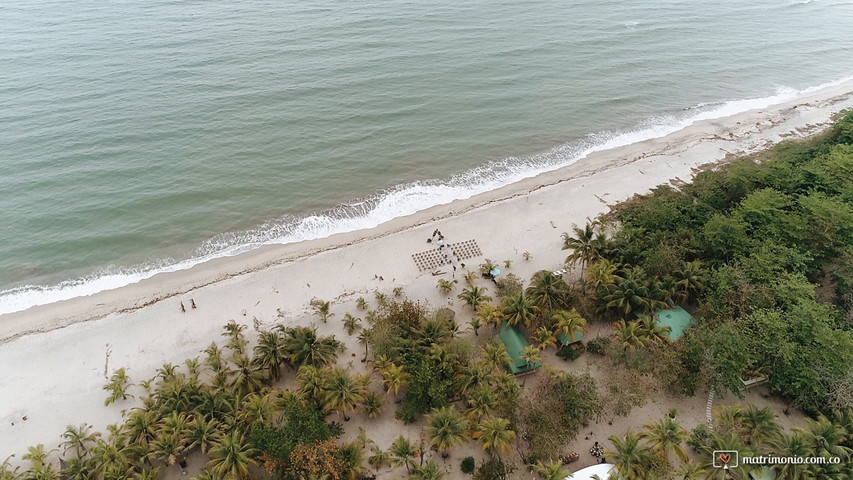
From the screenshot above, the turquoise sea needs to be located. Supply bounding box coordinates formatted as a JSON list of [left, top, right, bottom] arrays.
[[1, 0, 852, 314]]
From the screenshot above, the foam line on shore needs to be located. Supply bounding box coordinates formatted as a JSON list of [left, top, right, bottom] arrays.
[[1, 76, 852, 315]]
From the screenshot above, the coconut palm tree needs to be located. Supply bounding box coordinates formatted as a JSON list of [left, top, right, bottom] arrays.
[[251, 330, 287, 382], [463, 271, 478, 287], [296, 365, 328, 404], [526, 271, 568, 313], [520, 346, 540, 373], [228, 354, 266, 398], [236, 392, 275, 428], [534, 459, 568, 480], [437, 278, 457, 295], [362, 391, 384, 418], [476, 303, 504, 330], [612, 319, 651, 351], [342, 313, 362, 336], [480, 343, 512, 374], [455, 361, 492, 399], [61, 423, 100, 458], [0, 456, 20, 480], [585, 258, 619, 294], [283, 326, 342, 368], [473, 417, 516, 458], [465, 386, 497, 423], [502, 292, 539, 328], [411, 459, 445, 480], [798, 415, 853, 459], [222, 321, 248, 354], [639, 416, 688, 466], [562, 223, 599, 277], [187, 416, 221, 455], [357, 329, 371, 363], [311, 299, 333, 323], [104, 368, 134, 406], [336, 441, 366, 480], [148, 432, 187, 468], [606, 430, 652, 480], [604, 267, 668, 318], [458, 286, 492, 311], [469, 317, 482, 336], [638, 316, 672, 345], [380, 363, 408, 398], [206, 430, 258, 480], [532, 326, 557, 351], [765, 432, 813, 480], [324, 367, 367, 421], [389, 436, 417, 474], [552, 309, 587, 345], [741, 405, 781, 447], [367, 446, 389, 473], [426, 406, 468, 458], [125, 409, 158, 450], [674, 260, 706, 303], [22, 444, 56, 474]]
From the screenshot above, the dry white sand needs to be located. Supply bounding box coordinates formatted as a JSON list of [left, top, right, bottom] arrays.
[[1, 81, 852, 475]]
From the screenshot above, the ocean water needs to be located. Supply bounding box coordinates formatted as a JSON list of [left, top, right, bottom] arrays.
[[1, 0, 852, 314]]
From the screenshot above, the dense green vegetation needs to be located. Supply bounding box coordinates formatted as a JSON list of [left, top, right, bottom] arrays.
[[4, 111, 853, 480]]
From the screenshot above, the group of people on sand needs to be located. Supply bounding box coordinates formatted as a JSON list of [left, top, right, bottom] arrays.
[[429, 229, 463, 277]]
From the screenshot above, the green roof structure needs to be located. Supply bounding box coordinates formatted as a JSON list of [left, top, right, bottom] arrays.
[[750, 466, 775, 480], [557, 330, 584, 346], [498, 324, 541, 374], [636, 306, 696, 341]]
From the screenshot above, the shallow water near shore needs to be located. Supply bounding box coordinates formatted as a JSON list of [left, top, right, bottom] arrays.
[[2, 0, 853, 314]]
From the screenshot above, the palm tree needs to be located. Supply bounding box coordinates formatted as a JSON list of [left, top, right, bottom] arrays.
[[337, 441, 366, 480], [103, 368, 134, 406], [426, 406, 468, 458], [380, 363, 408, 398], [585, 258, 619, 294], [469, 317, 482, 336], [526, 271, 568, 313], [362, 391, 384, 418], [252, 330, 287, 382], [311, 299, 333, 323], [606, 430, 652, 480], [639, 416, 688, 466], [502, 292, 539, 328], [342, 313, 362, 335], [741, 405, 781, 447], [552, 309, 587, 345], [604, 267, 667, 318], [125, 409, 158, 450], [149, 432, 187, 468], [798, 415, 853, 459], [463, 271, 478, 287], [532, 326, 557, 351], [0, 456, 20, 480], [324, 367, 367, 421], [476, 303, 504, 330], [187, 416, 221, 455], [236, 392, 275, 428], [674, 260, 706, 303], [765, 432, 812, 479], [296, 365, 328, 404], [61, 423, 100, 458], [206, 430, 258, 480], [389, 436, 417, 474], [283, 326, 342, 368], [562, 223, 598, 277], [534, 459, 568, 480], [367, 446, 389, 473], [229, 354, 265, 398], [357, 329, 371, 363], [519, 346, 540, 386], [612, 319, 651, 351], [638, 316, 672, 345], [479, 259, 499, 275], [465, 386, 496, 423], [437, 278, 457, 295], [411, 459, 445, 480], [356, 296, 368, 310], [22, 444, 56, 473], [458, 286, 492, 311], [480, 343, 512, 373], [473, 417, 516, 458], [222, 321, 248, 353]]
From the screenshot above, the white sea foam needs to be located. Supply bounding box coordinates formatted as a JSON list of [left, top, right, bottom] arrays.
[[2, 78, 851, 316]]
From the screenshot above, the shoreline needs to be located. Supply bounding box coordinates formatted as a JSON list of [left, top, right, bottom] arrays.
[[2, 80, 852, 344], [2, 80, 853, 459]]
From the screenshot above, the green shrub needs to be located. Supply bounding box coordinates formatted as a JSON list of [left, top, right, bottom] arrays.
[[461, 456, 476, 474], [556, 345, 581, 361], [586, 337, 610, 355]]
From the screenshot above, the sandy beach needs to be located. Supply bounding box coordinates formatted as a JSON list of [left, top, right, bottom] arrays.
[[2, 81, 853, 473]]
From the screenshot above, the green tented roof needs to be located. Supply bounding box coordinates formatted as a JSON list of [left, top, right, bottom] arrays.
[[498, 324, 541, 374], [636, 306, 696, 341], [557, 330, 584, 346]]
